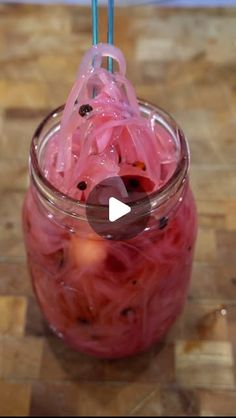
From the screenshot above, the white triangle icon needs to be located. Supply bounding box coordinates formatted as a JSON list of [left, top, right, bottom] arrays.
[[109, 197, 131, 222]]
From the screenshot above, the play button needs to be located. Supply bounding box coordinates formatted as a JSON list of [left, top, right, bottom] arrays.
[[109, 197, 131, 222], [86, 176, 151, 240]]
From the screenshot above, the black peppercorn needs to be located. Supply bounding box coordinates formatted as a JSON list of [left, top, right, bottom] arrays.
[[121, 307, 134, 317], [79, 104, 93, 117], [159, 216, 168, 230], [77, 181, 87, 191], [77, 317, 90, 326], [128, 178, 140, 189]]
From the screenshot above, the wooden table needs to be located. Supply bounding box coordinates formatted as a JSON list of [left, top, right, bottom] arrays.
[[0, 3, 236, 416]]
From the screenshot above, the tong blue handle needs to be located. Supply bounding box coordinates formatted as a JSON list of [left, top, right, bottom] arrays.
[[92, 0, 114, 72]]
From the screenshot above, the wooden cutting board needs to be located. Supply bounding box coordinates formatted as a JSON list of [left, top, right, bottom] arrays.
[[0, 4, 236, 416]]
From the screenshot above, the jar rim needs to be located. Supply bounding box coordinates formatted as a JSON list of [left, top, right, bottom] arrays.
[[30, 100, 189, 218]]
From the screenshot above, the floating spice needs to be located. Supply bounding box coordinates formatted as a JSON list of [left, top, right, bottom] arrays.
[[77, 181, 87, 190], [159, 216, 168, 230], [79, 104, 93, 117]]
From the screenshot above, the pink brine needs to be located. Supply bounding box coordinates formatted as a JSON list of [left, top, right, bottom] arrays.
[[23, 44, 197, 358]]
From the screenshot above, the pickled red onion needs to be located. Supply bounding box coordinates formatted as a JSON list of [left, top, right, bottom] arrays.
[[43, 43, 177, 200]]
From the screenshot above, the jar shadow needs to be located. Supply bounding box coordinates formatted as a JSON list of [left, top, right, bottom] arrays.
[[43, 327, 174, 383]]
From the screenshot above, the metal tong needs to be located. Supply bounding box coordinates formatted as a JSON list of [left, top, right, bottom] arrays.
[[92, 0, 114, 72]]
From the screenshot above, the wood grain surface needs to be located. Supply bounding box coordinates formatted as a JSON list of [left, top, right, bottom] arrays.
[[0, 3, 236, 416]]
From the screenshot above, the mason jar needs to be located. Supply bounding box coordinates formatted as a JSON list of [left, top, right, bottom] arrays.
[[22, 101, 197, 359]]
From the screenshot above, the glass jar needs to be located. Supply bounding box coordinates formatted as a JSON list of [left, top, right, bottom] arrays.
[[22, 101, 197, 359]]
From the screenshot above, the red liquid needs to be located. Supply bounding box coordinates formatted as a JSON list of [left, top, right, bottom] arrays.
[[23, 44, 197, 358], [23, 182, 197, 359]]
